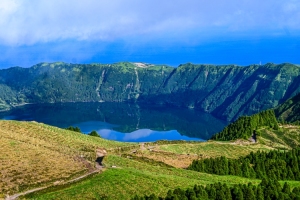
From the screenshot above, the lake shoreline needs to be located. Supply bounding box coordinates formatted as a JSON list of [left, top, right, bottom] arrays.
[[0, 102, 228, 142]]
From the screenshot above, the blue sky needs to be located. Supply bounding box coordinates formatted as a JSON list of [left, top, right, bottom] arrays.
[[0, 0, 299, 68]]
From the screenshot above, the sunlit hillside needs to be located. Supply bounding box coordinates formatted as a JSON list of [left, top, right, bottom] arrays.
[[0, 120, 135, 196]]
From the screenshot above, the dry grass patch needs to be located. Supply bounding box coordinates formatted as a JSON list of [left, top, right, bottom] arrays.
[[0, 120, 136, 195], [0, 136, 85, 194], [123, 141, 274, 168], [137, 141, 273, 167]]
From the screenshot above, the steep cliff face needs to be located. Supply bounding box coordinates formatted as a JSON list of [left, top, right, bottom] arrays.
[[0, 62, 299, 121]]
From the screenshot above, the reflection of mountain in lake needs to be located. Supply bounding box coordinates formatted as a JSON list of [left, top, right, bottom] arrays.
[[0, 102, 228, 140]]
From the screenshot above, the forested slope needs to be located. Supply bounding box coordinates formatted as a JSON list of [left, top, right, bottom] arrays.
[[135, 179, 300, 200], [212, 91, 300, 142], [275, 92, 300, 123], [188, 149, 300, 181], [211, 110, 279, 141], [0, 62, 300, 121]]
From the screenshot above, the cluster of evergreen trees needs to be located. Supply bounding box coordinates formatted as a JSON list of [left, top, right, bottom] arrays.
[[133, 179, 300, 200], [188, 149, 300, 181], [211, 110, 279, 141], [65, 126, 82, 133], [65, 126, 101, 137]]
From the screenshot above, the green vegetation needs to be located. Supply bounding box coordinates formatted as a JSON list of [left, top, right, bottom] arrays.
[[3, 91, 300, 199], [259, 125, 300, 149], [211, 110, 279, 141], [188, 149, 300, 181], [65, 126, 101, 137], [157, 142, 272, 159], [1, 62, 300, 121], [24, 155, 263, 200], [0, 120, 298, 199], [65, 126, 82, 133], [0, 120, 136, 195], [88, 130, 101, 137], [275, 92, 300, 124], [134, 179, 300, 200]]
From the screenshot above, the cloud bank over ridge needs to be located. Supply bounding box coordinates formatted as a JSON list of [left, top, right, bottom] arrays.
[[0, 0, 299, 68], [0, 0, 299, 45]]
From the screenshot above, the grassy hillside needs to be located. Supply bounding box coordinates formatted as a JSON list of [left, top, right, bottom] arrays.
[[24, 126, 300, 200], [1, 120, 300, 199], [211, 109, 279, 141], [24, 155, 264, 200], [258, 124, 300, 149], [275, 92, 300, 123], [0, 120, 136, 196], [129, 141, 273, 168], [211, 92, 300, 146]]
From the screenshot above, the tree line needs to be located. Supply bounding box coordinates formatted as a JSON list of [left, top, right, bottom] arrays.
[[188, 149, 300, 181], [132, 179, 300, 200], [211, 110, 279, 141], [65, 126, 101, 137]]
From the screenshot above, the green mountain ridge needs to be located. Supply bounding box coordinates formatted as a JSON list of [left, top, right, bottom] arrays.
[[1, 62, 300, 121]]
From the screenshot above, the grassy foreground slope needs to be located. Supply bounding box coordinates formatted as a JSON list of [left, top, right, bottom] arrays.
[[24, 126, 300, 200], [1, 119, 300, 199], [26, 137, 300, 200], [0, 120, 134, 196], [25, 155, 263, 200]]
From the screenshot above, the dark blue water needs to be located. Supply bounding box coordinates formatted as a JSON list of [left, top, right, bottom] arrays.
[[0, 103, 228, 142]]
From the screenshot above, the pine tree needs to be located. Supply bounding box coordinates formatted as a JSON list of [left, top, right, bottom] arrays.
[[244, 187, 255, 200], [282, 182, 291, 195], [293, 187, 300, 196], [165, 190, 173, 200], [185, 188, 196, 200], [206, 185, 216, 200], [256, 186, 264, 200]]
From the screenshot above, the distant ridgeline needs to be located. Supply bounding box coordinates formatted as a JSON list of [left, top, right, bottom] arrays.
[[211, 110, 279, 141], [0, 62, 300, 121]]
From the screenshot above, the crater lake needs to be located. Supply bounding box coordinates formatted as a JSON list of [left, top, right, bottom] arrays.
[[0, 102, 228, 142]]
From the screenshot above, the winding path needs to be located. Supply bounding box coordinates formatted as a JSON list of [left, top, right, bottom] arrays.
[[5, 168, 102, 200]]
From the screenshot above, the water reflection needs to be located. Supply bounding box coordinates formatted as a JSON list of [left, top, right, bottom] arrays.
[[0, 102, 228, 141], [96, 129, 203, 142]]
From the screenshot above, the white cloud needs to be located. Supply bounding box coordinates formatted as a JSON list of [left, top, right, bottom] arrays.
[[0, 0, 299, 46]]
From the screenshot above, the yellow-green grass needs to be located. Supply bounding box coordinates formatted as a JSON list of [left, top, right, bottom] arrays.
[[258, 125, 300, 149], [0, 120, 137, 195], [156, 141, 273, 159], [24, 155, 300, 200], [134, 126, 300, 168], [2, 121, 300, 199]]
